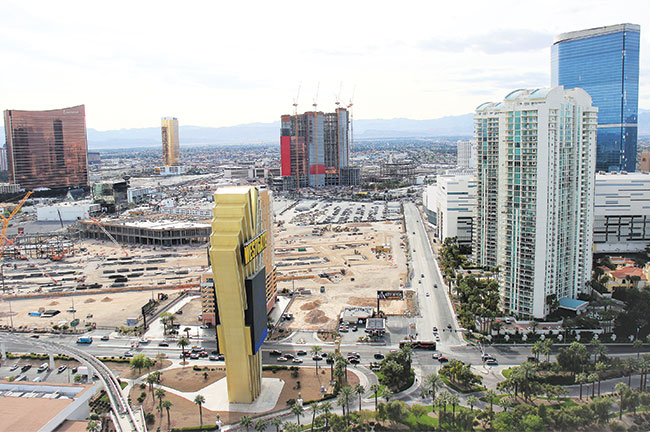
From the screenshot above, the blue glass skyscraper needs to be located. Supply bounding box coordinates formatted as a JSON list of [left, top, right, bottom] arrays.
[[552, 24, 640, 172]]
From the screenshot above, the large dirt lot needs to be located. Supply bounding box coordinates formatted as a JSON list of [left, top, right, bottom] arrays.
[[0, 239, 208, 296], [277, 220, 408, 331], [0, 288, 187, 329]]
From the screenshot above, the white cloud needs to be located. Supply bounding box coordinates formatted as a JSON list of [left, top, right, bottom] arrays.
[[0, 0, 648, 129]]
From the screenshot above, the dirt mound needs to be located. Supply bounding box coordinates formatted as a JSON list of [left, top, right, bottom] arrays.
[[305, 309, 329, 324], [101, 297, 113, 302], [48, 301, 59, 306], [84, 298, 96, 303], [348, 297, 375, 307], [300, 300, 322, 311]]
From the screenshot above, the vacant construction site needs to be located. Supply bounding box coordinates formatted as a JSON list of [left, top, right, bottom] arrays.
[[276, 218, 410, 331]]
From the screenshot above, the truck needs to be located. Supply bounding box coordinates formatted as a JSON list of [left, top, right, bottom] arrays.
[[76, 336, 93, 344]]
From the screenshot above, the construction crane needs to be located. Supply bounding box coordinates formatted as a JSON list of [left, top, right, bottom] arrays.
[[0, 191, 33, 260], [347, 85, 356, 153], [86, 213, 130, 257]]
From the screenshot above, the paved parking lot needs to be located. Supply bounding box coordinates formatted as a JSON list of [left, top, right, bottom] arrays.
[[277, 199, 401, 226]]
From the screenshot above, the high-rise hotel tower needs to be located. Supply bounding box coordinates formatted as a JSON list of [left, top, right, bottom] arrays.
[[552, 24, 640, 172], [161, 117, 180, 166], [474, 87, 597, 318], [280, 108, 358, 189]]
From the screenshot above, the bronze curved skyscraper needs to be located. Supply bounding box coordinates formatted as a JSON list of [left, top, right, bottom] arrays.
[[4, 105, 89, 190]]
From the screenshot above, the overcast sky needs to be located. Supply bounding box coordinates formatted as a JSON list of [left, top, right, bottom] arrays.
[[1, 0, 649, 130]]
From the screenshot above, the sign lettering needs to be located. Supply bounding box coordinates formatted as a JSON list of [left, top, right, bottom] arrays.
[[242, 231, 267, 265]]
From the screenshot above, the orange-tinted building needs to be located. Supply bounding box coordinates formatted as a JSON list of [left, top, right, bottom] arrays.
[[4, 105, 88, 190]]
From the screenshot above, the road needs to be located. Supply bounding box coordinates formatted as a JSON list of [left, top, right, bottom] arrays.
[[403, 202, 463, 347]]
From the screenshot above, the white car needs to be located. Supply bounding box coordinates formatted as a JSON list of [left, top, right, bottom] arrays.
[[292, 358, 303, 364]]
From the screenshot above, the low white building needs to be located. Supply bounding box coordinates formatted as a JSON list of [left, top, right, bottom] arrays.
[[594, 172, 650, 252], [36, 201, 101, 222], [158, 165, 185, 176], [423, 174, 476, 247], [127, 187, 155, 204]]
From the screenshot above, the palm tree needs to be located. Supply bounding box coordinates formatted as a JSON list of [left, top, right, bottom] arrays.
[[575, 372, 588, 400], [370, 383, 381, 411], [177, 337, 189, 363], [400, 343, 413, 361], [633, 338, 644, 359], [310, 403, 320, 432], [466, 395, 478, 412], [485, 389, 497, 413], [588, 373, 598, 398], [161, 399, 173, 430], [383, 389, 393, 403], [595, 361, 607, 396], [639, 355, 650, 391], [269, 416, 282, 432], [354, 384, 365, 411], [615, 382, 627, 420], [155, 388, 166, 418], [448, 393, 460, 424], [130, 354, 151, 376], [337, 385, 354, 426], [531, 341, 544, 363], [542, 339, 553, 363], [320, 401, 333, 431], [591, 339, 608, 363], [194, 394, 205, 427], [253, 419, 267, 432], [437, 391, 450, 417], [310, 345, 322, 372], [240, 415, 253, 432], [423, 372, 443, 401], [145, 372, 160, 406], [624, 358, 637, 387], [291, 401, 304, 426]]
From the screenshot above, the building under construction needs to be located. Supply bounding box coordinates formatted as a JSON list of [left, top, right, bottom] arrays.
[[379, 160, 415, 182], [78, 219, 211, 246], [280, 108, 359, 189], [1, 232, 75, 260]]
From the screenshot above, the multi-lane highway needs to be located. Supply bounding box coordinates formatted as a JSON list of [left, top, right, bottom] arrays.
[[403, 202, 463, 347]]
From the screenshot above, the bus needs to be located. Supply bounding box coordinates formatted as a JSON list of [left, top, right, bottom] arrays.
[[76, 337, 93, 344], [399, 340, 436, 350]]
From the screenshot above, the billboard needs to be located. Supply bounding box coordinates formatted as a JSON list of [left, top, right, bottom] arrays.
[[245, 267, 268, 355], [241, 231, 267, 266], [377, 290, 404, 300]]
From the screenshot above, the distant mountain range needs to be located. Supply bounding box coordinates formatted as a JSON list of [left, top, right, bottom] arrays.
[[1, 109, 649, 149]]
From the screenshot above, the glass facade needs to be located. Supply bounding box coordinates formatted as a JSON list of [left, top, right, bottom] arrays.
[[4, 105, 89, 190], [552, 24, 640, 172]]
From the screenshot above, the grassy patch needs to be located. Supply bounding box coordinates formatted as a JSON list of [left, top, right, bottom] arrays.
[[501, 367, 514, 379], [402, 411, 438, 430], [439, 374, 485, 394]]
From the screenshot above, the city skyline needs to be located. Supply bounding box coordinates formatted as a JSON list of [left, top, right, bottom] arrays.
[[1, 1, 649, 131]]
